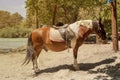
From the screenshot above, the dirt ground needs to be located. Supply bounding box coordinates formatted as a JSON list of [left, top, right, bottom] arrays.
[[0, 42, 120, 80]]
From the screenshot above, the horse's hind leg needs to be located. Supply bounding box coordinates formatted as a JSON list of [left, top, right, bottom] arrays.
[[32, 43, 43, 73]]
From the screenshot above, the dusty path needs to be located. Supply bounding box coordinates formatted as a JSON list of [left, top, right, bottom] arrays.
[[0, 42, 120, 80]]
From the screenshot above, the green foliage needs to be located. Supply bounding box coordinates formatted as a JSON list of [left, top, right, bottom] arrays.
[[0, 26, 31, 38], [25, 0, 84, 26], [25, 0, 120, 33], [0, 11, 11, 28], [0, 10, 29, 38], [25, 0, 109, 26], [0, 10, 23, 28], [10, 12, 23, 26]]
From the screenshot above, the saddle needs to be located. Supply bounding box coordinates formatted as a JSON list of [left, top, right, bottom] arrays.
[[52, 24, 69, 29], [60, 27, 75, 48], [51, 24, 75, 48]]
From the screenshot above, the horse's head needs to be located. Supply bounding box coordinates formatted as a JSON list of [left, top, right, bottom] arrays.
[[93, 18, 106, 40]]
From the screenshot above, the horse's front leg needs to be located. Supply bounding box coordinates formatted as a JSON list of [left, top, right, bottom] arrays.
[[73, 47, 79, 70], [73, 38, 83, 70]]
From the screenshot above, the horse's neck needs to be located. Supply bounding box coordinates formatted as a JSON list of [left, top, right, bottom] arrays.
[[69, 20, 93, 38]]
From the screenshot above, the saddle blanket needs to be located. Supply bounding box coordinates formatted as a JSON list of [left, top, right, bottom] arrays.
[[49, 28, 64, 42]]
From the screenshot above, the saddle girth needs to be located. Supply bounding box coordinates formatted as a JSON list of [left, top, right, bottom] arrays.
[[58, 27, 75, 51]]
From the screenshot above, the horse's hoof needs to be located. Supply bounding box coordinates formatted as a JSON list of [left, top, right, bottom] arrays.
[[73, 65, 79, 71], [34, 69, 40, 74], [74, 67, 80, 71]]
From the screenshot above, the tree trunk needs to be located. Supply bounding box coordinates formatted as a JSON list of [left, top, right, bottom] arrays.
[[111, 0, 119, 52], [72, 13, 78, 23], [35, 9, 39, 28], [52, 0, 57, 25], [62, 7, 71, 23]]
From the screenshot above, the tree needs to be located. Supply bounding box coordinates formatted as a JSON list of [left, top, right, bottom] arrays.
[[25, 0, 83, 26], [0, 11, 10, 28], [25, 0, 120, 31], [10, 12, 23, 26], [25, 0, 41, 28], [0, 10, 23, 28]]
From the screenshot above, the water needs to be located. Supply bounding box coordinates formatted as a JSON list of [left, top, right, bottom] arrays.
[[0, 38, 27, 49]]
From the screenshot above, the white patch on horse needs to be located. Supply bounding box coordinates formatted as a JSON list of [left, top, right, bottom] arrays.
[[69, 21, 80, 38], [79, 20, 93, 29], [71, 37, 77, 48], [49, 28, 64, 42], [69, 20, 93, 38]]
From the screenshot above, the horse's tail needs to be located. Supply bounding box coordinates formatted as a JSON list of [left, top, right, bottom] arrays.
[[22, 33, 34, 65]]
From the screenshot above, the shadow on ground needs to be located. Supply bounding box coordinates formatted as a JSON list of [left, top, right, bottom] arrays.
[[34, 57, 117, 77], [89, 59, 120, 80]]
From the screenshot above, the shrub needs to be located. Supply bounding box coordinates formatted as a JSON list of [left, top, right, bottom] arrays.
[[0, 26, 32, 38]]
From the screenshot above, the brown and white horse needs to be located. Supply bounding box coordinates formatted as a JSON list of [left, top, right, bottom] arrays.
[[23, 19, 106, 74]]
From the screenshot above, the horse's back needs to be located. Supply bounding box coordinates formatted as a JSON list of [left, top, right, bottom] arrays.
[[31, 27, 50, 43], [32, 27, 50, 35]]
